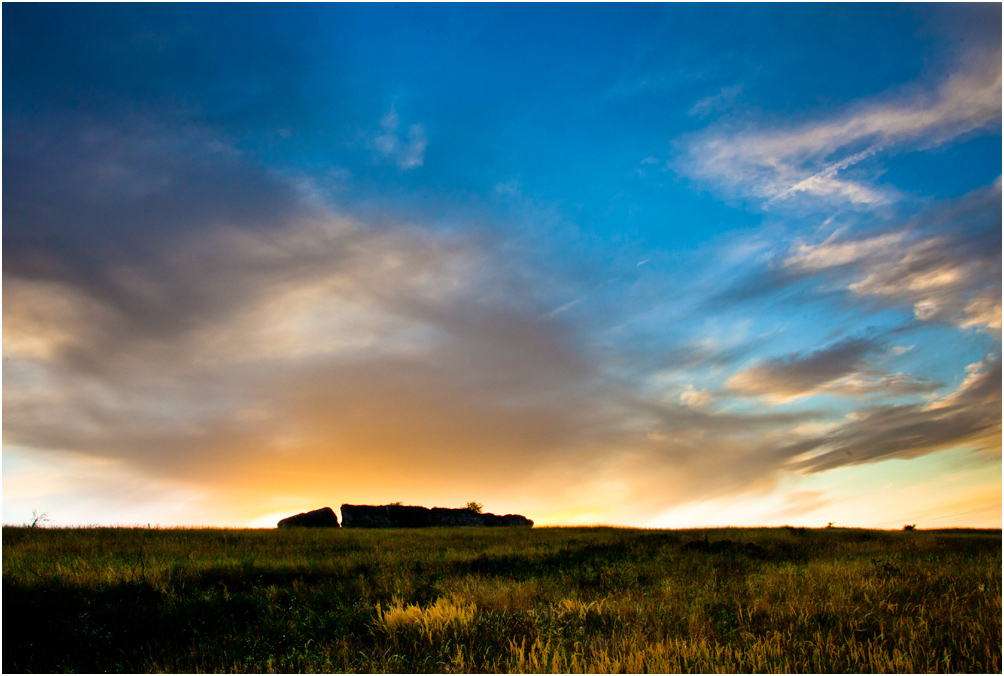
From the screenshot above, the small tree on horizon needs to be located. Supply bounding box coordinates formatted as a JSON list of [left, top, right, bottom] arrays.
[[464, 501, 483, 514], [29, 509, 50, 529]]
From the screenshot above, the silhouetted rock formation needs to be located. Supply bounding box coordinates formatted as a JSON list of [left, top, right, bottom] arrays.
[[341, 504, 533, 528], [277, 507, 340, 528]]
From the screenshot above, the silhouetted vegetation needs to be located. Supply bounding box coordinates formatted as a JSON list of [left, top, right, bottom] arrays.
[[3, 526, 1000, 673], [28, 509, 50, 529]]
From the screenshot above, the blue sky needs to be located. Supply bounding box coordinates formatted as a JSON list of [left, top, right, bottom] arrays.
[[3, 4, 1000, 528]]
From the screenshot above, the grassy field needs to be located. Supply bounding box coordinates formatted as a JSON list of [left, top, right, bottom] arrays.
[[3, 525, 1000, 673]]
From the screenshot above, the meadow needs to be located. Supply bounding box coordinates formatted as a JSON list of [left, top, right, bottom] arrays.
[[3, 525, 1000, 673]]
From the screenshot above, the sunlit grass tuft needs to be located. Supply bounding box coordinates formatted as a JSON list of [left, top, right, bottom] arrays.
[[376, 595, 477, 635]]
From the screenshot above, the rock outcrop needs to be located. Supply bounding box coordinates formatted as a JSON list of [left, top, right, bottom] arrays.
[[341, 504, 532, 528], [277, 506, 340, 528]]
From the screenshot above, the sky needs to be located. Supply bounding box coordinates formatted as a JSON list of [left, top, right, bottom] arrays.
[[3, 3, 1001, 529]]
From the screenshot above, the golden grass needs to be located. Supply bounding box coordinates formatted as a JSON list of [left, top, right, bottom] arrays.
[[377, 596, 478, 636], [3, 525, 1000, 673]]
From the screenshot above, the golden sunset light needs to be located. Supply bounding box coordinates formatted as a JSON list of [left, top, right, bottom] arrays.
[[3, 3, 1000, 532]]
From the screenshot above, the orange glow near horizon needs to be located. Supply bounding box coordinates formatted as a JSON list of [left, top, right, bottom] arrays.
[[3, 5, 1000, 533]]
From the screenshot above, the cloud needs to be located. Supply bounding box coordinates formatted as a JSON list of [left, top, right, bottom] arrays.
[[373, 107, 428, 169], [3, 110, 579, 517], [2, 210, 609, 506], [819, 372, 942, 398], [727, 338, 877, 400], [5, 180, 993, 524], [2, 113, 317, 301], [726, 337, 942, 404], [679, 385, 713, 408], [4, 15, 999, 528], [680, 49, 1001, 207], [4, 108, 706, 525], [725, 337, 939, 403], [959, 286, 1003, 335], [785, 358, 1001, 473], [0, 172, 844, 525], [5, 129, 651, 521], [689, 83, 743, 117], [782, 183, 1002, 328], [711, 180, 1002, 337]]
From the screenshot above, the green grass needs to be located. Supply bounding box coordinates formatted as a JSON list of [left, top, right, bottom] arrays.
[[3, 525, 1000, 673]]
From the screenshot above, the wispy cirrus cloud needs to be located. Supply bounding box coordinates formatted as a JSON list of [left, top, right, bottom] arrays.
[[726, 337, 939, 404], [680, 49, 1001, 207], [959, 287, 1003, 334], [373, 106, 428, 169], [782, 181, 1002, 331], [712, 180, 1001, 333], [689, 83, 743, 118], [786, 358, 1001, 473]]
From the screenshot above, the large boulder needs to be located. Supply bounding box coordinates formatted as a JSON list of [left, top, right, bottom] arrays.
[[340, 504, 431, 528], [483, 513, 534, 527], [341, 504, 533, 528], [430, 507, 485, 526], [277, 507, 340, 528]]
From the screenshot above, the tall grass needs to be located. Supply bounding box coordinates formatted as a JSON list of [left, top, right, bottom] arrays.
[[3, 525, 1000, 673]]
